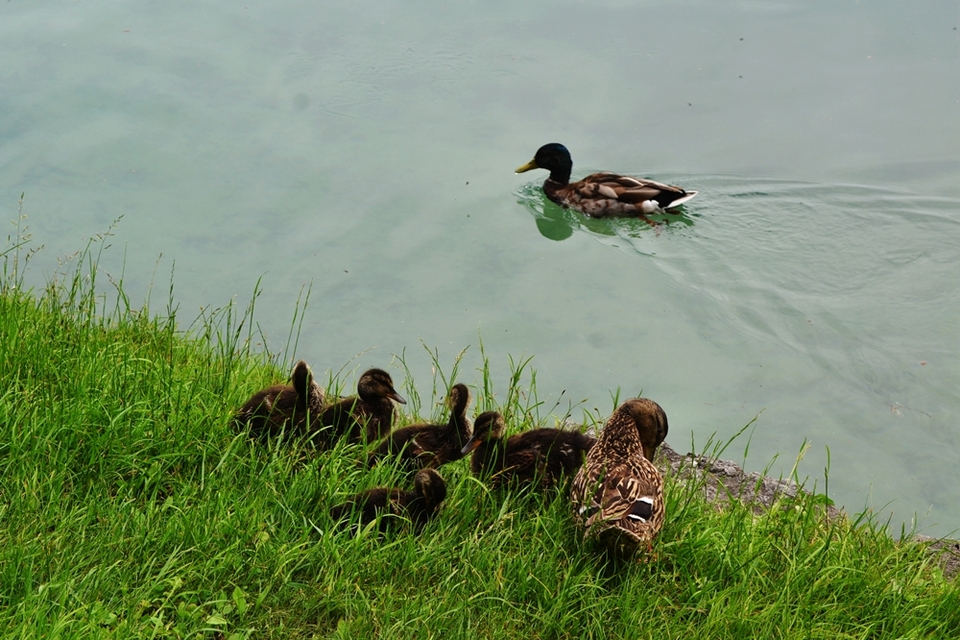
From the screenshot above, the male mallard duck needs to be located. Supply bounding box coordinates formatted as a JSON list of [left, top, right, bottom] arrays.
[[329, 468, 447, 533], [317, 368, 406, 444], [233, 360, 325, 442], [570, 398, 668, 557], [516, 143, 697, 218], [368, 383, 472, 470], [461, 411, 596, 490]]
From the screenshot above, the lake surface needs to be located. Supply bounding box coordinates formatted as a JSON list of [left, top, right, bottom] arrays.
[[3, 1, 959, 536]]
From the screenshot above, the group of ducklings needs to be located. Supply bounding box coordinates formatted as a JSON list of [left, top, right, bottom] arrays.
[[231, 147, 691, 552], [234, 360, 670, 557]]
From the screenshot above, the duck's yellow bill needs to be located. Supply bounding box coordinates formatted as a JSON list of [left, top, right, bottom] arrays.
[[515, 159, 539, 174]]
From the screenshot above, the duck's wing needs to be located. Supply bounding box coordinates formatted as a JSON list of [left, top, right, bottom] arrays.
[[571, 456, 664, 545], [564, 173, 696, 214]]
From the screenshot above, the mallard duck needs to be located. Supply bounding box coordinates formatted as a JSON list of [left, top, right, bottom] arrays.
[[461, 411, 596, 490], [317, 368, 406, 445], [516, 143, 697, 218], [329, 468, 447, 533], [368, 383, 472, 470], [570, 398, 668, 557], [233, 360, 325, 442]]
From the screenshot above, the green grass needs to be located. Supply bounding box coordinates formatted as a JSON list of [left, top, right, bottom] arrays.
[[1, 217, 958, 639]]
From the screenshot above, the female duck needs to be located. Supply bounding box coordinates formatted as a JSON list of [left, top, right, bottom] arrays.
[[329, 468, 447, 533], [368, 383, 472, 470], [318, 368, 406, 445], [461, 411, 596, 490], [516, 143, 697, 218], [233, 360, 325, 442], [570, 398, 668, 557]]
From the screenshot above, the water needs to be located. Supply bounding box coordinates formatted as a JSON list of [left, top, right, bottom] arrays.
[[3, 1, 959, 536]]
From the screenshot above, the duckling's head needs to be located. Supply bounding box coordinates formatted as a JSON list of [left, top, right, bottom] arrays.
[[459, 411, 505, 455], [291, 359, 325, 408], [445, 383, 471, 415], [414, 468, 447, 508], [615, 398, 669, 462], [357, 368, 407, 405], [515, 143, 573, 183], [234, 359, 325, 438]]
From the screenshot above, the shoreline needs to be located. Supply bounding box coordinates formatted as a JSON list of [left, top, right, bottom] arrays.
[[655, 441, 960, 580]]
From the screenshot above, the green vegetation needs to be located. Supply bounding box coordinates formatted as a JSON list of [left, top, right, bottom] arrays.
[[1, 216, 958, 639]]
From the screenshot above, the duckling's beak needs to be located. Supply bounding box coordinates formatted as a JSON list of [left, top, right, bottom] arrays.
[[515, 159, 539, 174], [460, 436, 481, 456], [388, 391, 407, 405]]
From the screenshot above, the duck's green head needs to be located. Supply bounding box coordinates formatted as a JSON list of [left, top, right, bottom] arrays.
[[515, 143, 573, 182]]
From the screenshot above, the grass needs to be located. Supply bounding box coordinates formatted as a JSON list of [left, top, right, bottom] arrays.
[[1, 215, 958, 639]]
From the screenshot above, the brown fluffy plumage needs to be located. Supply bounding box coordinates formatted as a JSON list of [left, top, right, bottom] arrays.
[[317, 368, 406, 445], [516, 143, 697, 219], [329, 469, 447, 533], [233, 360, 325, 442], [368, 383, 472, 470], [461, 411, 596, 490], [570, 398, 668, 557]]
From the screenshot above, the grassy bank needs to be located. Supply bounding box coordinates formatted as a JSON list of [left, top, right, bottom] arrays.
[[1, 224, 958, 639]]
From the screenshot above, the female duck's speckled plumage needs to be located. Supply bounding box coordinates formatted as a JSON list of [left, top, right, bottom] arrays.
[[233, 360, 325, 442], [570, 398, 668, 557], [461, 411, 596, 490], [329, 468, 447, 533], [368, 383, 472, 470], [516, 143, 697, 219], [317, 368, 406, 445]]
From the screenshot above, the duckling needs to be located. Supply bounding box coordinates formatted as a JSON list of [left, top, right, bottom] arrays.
[[570, 398, 669, 557], [233, 360, 325, 442], [461, 411, 596, 490], [367, 383, 472, 470], [329, 468, 447, 533], [516, 143, 697, 219], [317, 368, 406, 445]]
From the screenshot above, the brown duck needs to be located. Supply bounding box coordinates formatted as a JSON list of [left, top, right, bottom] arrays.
[[570, 398, 668, 557], [329, 468, 447, 533], [516, 143, 697, 220], [233, 360, 325, 442], [461, 411, 596, 490], [317, 368, 406, 445], [368, 383, 472, 470]]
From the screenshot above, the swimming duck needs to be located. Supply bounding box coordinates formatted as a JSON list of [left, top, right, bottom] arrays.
[[570, 398, 668, 557], [368, 383, 472, 470], [317, 368, 406, 445], [461, 411, 596, 490], [233, 360, 325, 442], [516, 143, 697, 218], [329, 468, 447, 533]]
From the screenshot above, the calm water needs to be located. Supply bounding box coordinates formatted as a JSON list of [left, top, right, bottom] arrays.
[[3, 1, 959, 536]]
